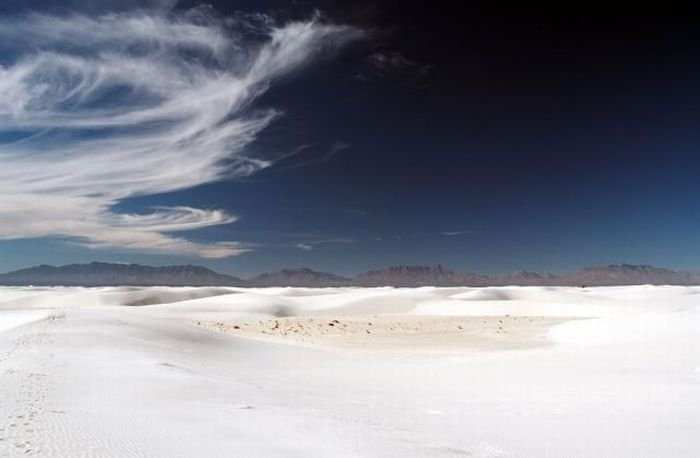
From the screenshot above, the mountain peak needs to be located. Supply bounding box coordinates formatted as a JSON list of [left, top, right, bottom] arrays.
[[355, 264, 464, 286], [249, 268, 350, 286], [0, 262, 240, 287]]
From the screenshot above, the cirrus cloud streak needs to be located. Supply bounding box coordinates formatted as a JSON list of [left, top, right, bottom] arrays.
[[0, 10, 359, 257]]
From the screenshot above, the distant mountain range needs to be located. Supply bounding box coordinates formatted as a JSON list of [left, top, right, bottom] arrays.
[[2, 262, 700, 287], [0, 262, 240, 287], [247, 268, 350, 287]]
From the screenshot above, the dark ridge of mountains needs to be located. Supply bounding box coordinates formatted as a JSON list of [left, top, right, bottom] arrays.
[[492, 270, 560, 286], [2, 262, 700, 287], [248, 268, 351, 287], [354, 265, 489, 287], [558, 264, 700, 286], [0, 262, 241, 287]]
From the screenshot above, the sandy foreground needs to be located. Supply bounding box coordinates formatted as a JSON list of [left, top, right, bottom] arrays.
[[1, 285, 699, 457]]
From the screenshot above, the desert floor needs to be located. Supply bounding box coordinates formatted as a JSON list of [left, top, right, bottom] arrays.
[[1, 285, 699, 457]]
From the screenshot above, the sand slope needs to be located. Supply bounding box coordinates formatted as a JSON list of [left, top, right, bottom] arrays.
[[1, 285, 699, 457]]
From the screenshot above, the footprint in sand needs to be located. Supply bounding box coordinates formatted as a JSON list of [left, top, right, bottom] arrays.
[[229, 404, 254, 410]]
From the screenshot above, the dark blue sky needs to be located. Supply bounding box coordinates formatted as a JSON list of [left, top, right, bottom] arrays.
[[1, 1, 700, 276]]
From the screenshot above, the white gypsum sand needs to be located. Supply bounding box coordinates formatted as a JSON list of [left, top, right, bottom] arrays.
[[196, 315, 571, 354], [0, 285, 699, 457]]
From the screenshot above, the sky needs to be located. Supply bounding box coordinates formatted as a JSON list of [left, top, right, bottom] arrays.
[[1, 1, 700, 277]]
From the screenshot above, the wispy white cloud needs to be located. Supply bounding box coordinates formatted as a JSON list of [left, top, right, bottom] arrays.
[[440, 231, 472, 236], [268, 141, 350, 171], [295, 238, 355, 251], [353, 50, 432, 87], [0, 10, 360, 257]]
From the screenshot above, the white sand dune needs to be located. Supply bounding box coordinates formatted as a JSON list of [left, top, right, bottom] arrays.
[[0, 309, 51, 333], [1, 285, 699, 457]]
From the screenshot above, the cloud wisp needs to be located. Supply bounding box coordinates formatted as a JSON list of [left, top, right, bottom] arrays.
[[0, 10, 359, 257], [295, 238, 355, 251]]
